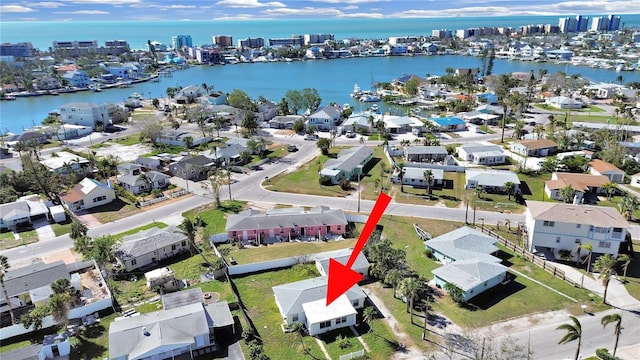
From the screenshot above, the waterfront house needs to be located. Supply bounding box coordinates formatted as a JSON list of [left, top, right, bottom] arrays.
[[225, 206, 347, 243], [59, 102, 109, 129], [272, 277, 366, 336], [588, 159, 625, 183], [307, 105, 342, 131], [32, 76, 61, 91], [544, 172, 609, 203], [509, 139, 558, 157], [404, 146, 448, 163], [342, 113, 378, 134], [60, 177, 115, 212], [455, 68, 480, 82], [525, 200, 629, 261], [5, 131, 48, 146], [465, 168, 520, 192], [155, 129, 211, 148], [546, 96, 583, 109], [456, 143, 504, 164], [428, 117, 466, 132], [40, 151, 91, 175], [256, 101, 278, 122], [426, 227, 507, 302], [114, 226, 189, 272], [117, 170, 170, 195], [168, 155, 215, 181], [1, 260, 112, 339], [175, 85, 205, 104], [268, 115, 304, 129], [383, 115, 422, 134], [62, 70, 90, 88], [392, 166, 444, 188], [320, 146, 373, 184]]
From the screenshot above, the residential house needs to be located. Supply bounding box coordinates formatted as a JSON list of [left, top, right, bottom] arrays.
[[105, 62, 142, 80], [588, 159, 625, 183], [457, 143, 505, 165], [40, 151, 92, 175], [62, 70, 90, 88], [272, 277, 367, 335], [203, 144, 244, 167], [114, 226, 188, 272], [174, 85, 205, 104], [546, 96, 584, 109], [544, 172, 609, 203], [509, 139, 558, 157], [53, 124, 92, 140], [225, 206, 347, 243], [59, 102, 109, 129], [455, 68, 480, 82], [60, 177, 116, 211], [168, 155, 215, 181], [307, 105, 342, 131], [465, 168, 521, 192], [1, 260, 112, 338], [155, 129, 211, 148], [392, 167, 444, 187], [425, 227, 508, 302], [0, 197, 49, 230], [135, 156, 161, 171], [256, 101, 278, 122], [117, 162, 142, 176], [5, 131, 48, 147], [314, 249, 369, 278], [630, 172, 640, 188], [525, 200, 629, 261], [383, 115, 423, 134], [32, 76, 61, 91], [269, 115, 304, 129], [404, 146, 448, 163], [117, 170, 170, 195], [428, 117, 466, 132], [320, 146, 373, 184], [342, 113, 378, 133]]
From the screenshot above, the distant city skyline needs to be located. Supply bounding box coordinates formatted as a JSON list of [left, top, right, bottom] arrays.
[[1, 0, 638, 22]]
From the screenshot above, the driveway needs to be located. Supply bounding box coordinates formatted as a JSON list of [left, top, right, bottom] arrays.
[[32, 218, 56, 242]]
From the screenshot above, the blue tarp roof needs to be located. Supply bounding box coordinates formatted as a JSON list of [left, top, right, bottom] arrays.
[[431, 117, 465, 126]]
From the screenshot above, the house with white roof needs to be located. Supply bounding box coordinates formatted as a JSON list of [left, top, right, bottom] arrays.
[[60, 177, 115, 211], [314, 249, 369, 278], [307, 105, 342, 131], [0, 196, 50, 230], [59, 102, 109, 129], [546, 96, 583, 109], [392, 167, 444, 188], [457, 143, 505, 165], [320, 146, 373, 185], [465, 168, 520, 192], [272, 276, 366, 335], [40, 151, 92, 175], [426, 227, 508, 302], [525, 201, 629, 262], [404, 146, 448, 163], [114, 226, 189, 272]]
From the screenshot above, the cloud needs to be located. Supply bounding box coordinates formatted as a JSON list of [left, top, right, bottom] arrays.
[[342, 5, 358, 10], [0, 5, 34, 12], [215, 0, 286, 8], [55, 10, 110, 14], [61, 0, 140, 3], [30, 2, 65, 8], [263, 6, 344, 16], [310, 0, 390, 3], [339, 12, 384, 18]]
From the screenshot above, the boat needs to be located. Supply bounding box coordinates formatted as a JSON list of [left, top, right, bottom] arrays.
[[413, 223, 432, 241], [350, 83, 362, 98], [129, 92, 144, 100], [371, 104, 379, 112], [359, 94, 381, 102], [1, 95, 16, 100]]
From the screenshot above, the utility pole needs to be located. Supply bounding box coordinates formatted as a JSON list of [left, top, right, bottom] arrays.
[[357, 171, 361, 213]]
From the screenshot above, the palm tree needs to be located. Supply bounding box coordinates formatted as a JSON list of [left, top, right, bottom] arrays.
[[557, 316, 582, 360], [602, 182, 617, 201], [397, 163, 405, 193], [601, 313, 623, 356], [384, 268, 403, 298], [619, 195, 640, 220], [363, 306, 376, 333], [578, 242, 593, 272], [0, 255, 16, 324], [182, 135, 194, 149], [48, 292, 71, 327], [503, 181, 515, 201], [137, 173, 153, 194], [423, 169, 433, 195], [70, 218, 88, 241], [594, 254, 618, 304], [421, 297, 432, 340], [176, 218, 214, 267], [399, 277, 420, 324], [51, 278, 74, 295], [617, 254, 631, 281], [559, 185, 576, 203]]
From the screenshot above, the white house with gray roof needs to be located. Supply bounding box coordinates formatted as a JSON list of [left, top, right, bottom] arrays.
[[307, 105, 342, 131], [0, 197, 49, 230], [320, 146, 373, 185], [457, 143, 505, 165], [114, 226, 189, 271], [59, 102, 108, 129], [272, 276, 366, 335], [117, 170, 170, 195], [404, 146, 448, 162], [392, 167, 444, 187], [465, 168, 520, 192], [426, 227, 507, 302], [314, 249, 369, 278]]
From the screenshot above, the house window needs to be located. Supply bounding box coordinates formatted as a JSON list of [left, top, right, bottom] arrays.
[[599, 241, 611, 249], [171, 244, 176, 250], [181, 241, 186, 247], [92, 195, 106, 203], [131, 259, 136, 266], [594, 227, 608, 233], [158, 180, 165, 186], [353, 300, 359, 307], [336, 316, 347, 324], [292, 314, 298, 322], [232, 231, 237, 237], [575, 239, 581, 244], [337, 226, 341, 230], [576, 224, 581, 228], [556, 237, 561, 243], [543, 221, 555, 227], [319, 321, 331, 329]]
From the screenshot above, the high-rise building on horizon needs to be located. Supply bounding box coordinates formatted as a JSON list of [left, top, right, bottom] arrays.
[[591, 15, 621, 32], [212, 35, 233, 48], [171, 35, 192, 50]]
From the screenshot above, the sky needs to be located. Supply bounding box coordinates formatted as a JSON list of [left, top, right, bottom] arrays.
[[0, 0, 638, 21]]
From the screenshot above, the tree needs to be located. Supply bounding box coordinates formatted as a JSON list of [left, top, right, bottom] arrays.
[[136, 117, 163, 145], [182, 135, 194, 149], [397, 163, 405, 193], [240, 150, 252, 165], [292, 119, 305, 133], [301, 88, 321, 112], [504, 181, 515, 201], [48, 292, 71, 327], [603, 182, 617, 201], [601, 313, 623, 357], [578, 242, 594, 272], [89, 235, 116, 274], [284, 89, 304, 114], [277, 97, 290, 115], [444, 282, 464, 303], [404, 78, 419, 95], [176, 217, 214, 267], [495, 74, 514, 143], [421, 297, 432, 340], [363, 306, 376, 333], [241, 111, 259, 136], [423, 169, 433, 194], [399, 277, 420, 324], [594, 254, 618, 304], [51, 278, 74, 296], [557, 316, 582, 360], [70, 218, 88, 241], [384, 268, 403, 298], [617, 254, 631, 281], [205, 169, 225, 208], [559, 185, 576, 203], [316, 138, 331, 155], [227, 89, 254, 111], [0, 255, 16, 324], [20, 304, 48, 331], [619, 195, 640, 220]]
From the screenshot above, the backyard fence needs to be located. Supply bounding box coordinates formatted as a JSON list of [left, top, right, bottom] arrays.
[[339, 349, 365, 360], [138, 189, 190, 207], [475, 226, 581, 288]]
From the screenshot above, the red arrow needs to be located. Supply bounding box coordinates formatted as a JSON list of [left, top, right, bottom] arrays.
[[326, 192, 391, 306]]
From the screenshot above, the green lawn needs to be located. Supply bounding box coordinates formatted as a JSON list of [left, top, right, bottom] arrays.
[[318, 327, 364, 359], [0, 228, 38, 250], [88, 198, 142, 224], [232, 264, 326, 359], [623, 243, 640, 301], [113, 221, 168, 239], [51, 220, 72, 237], [112, 135, 143, 146], [219, 239, 357, 265], [519, 171, 552, 201], [182, 200, 246, 235]]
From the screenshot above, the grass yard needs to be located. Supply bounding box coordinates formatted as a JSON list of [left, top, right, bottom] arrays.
[[356, 318, 402, 360], [518, 171, 552, 201], [0, 228, 38, 250], [111, 135, 142, 146], [182, 200, 246, 235], [87, 198, 141, 224], [318, 327, 364, 359], [622, 243, 640, 301], [359, 147, 393, 201], [219, 239, 357, 265], [232, 264, 326, 359], [51, 220, 72, 237], [113, 221, 168, 239]]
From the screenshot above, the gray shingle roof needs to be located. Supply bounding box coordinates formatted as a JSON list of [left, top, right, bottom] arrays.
[[465, 168, 520, 187], [204, 301, 234, 328], [1, 261, 69, 299], [226, 206, 347, 232], [405, 146, 447, 155], [458, 143, 503, 154], [314, 249, 369, 275], [432, 259, 507, 291], [272, 276, 365, 317], [323, 146, 372, 172], [425, 227, 500, 263], [115, 227, 187, 260]]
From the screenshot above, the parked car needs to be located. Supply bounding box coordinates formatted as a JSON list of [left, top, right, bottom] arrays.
[[345, 131, 356, 138], [287, 144, 298, 152], [304, 134, 319, 140], [533, 251, 546, 260]]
